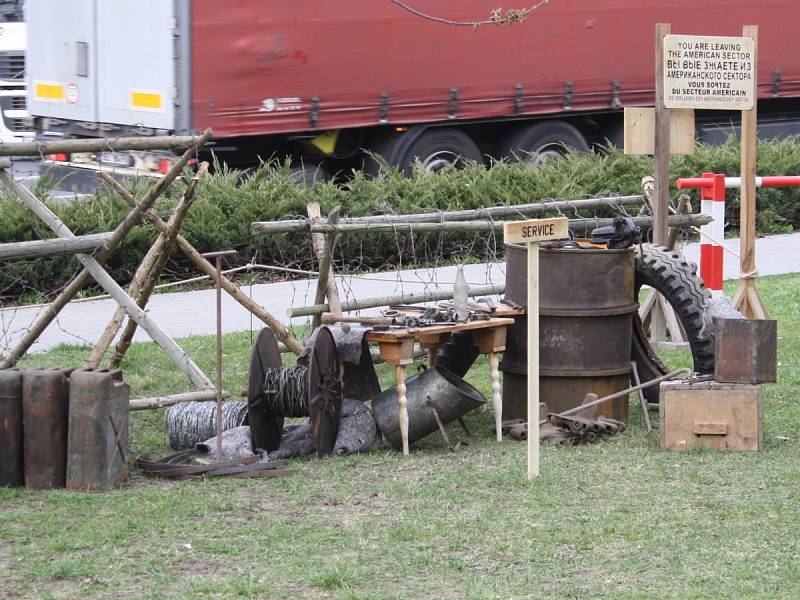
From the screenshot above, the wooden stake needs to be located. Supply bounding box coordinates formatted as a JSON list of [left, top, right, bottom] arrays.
[[396, 364, 409, 455], [733, 25, 768, 320], [527, 242, 540, 478]]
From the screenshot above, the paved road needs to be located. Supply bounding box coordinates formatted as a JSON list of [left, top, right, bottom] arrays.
[[2, 232, 798, 355]]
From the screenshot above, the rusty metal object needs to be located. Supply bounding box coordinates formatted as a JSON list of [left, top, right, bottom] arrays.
[[372, 366, 486, 450], [0, 369, 24, 487], [247, 327, 284, 452], [714, 318, 777, 384], [22, 368, 71, 489], [135, 449, 292, 479], [501, 243, 636, 422], [307, 327, 343, 457], [66, 369, 130, 491]]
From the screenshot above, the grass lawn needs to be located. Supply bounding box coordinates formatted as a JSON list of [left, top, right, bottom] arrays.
[[2, 274, 799, 599]]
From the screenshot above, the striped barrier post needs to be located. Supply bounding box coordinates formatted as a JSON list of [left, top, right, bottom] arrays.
[[699, 172, 725, 295]]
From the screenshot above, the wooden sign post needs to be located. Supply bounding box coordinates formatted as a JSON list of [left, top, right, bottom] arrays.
[[504, 217, 569, 478]]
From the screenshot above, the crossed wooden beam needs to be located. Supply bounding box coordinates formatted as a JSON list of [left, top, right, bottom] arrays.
[[0, 129, 303, 408]]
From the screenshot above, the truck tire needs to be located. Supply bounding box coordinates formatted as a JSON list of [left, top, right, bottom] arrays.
[[497, 121, 589, 166], [633, 244, 714, 377], [289, 162, 329, 187], [398, 128, 484, 175]]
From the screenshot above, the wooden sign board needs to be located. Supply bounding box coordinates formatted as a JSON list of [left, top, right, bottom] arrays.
[[624, 107, 695, 155], [503, 217, 569, 245], [663, 34, 755, 110]]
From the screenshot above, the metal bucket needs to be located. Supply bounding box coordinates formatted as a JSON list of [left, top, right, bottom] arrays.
[[22, 368, 71, 489], [372, 366, 487, 449], [0, 368, 24, 487], [66, 369, 130, 491], [500, 243, 635, 422]]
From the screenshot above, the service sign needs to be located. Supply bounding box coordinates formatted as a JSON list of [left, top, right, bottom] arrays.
[[503, 217, 569, 245], [663, 34, 755, 110]]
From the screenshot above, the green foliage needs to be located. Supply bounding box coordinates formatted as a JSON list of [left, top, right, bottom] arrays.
[[3, 138, 800, 301]]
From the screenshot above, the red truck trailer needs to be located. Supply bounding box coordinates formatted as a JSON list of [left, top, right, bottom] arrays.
[[26, 0, 800, 182]]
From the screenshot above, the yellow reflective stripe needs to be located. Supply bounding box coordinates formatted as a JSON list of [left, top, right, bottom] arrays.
[[34, 82, 65, 100], [131, 91, 163, 110]]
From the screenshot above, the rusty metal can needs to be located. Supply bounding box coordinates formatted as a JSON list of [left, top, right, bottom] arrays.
[[0, 368, 24, 487], [67, 369, 130, 491], [714, 318, 778, 384], [22, 368, 71, 489]]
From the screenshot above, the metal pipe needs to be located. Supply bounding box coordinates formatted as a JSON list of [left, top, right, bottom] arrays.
[[538, 368, 691, 425]]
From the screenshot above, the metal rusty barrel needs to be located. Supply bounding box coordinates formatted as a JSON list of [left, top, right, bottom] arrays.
[[500, 243, 636, 422], [22, 368, 71, 489], [67, 369, 130, 491], [0, 369, 24, 487]]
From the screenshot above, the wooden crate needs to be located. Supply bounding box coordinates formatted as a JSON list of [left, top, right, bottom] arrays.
[[660, 380, 762, 452]]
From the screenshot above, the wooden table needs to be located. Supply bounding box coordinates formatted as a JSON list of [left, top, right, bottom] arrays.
[[365, 317, 514, 454]]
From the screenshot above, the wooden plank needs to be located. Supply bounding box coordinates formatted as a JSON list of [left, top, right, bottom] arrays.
[[660, 380, 762, 451], [624, 107, 695, 155]]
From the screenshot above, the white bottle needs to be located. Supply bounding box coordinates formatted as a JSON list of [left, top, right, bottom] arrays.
[[454, 265, 469, 322]]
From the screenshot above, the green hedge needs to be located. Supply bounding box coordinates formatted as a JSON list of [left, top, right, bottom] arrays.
[[2, 138, 800, 302]]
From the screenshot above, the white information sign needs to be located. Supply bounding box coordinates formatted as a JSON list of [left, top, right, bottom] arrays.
[[663, 34, 755, 110]]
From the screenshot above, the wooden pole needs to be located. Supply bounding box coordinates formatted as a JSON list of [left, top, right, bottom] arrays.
[[0, 129, 212, 368], [129, 389, 227, 411], [654, 23, 671, 246], [527, 242, 540, 479], [253, 214, 709, 236], [288, 283, 505, 318], [733, 25, 768, 320], [100, 172, 305, 355], [251, 196, 645, 233], [0, 232, 112, 262], [651, 23, 672, 344], [0, 133, 208, 157], [87, 164, 208, 369]]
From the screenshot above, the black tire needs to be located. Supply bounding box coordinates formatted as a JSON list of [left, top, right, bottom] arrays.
[[398, 128, 483, 175], [288, 162, 329, 187], [497, 120, 590, 166], [634, 244, 714, 375]]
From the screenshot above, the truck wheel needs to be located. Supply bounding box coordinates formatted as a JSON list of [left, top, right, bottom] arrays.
[[497, 121, 589, 167], [398, 128, 484, 175], [633, 244, 715, 380], [288, 162, 329, 187]]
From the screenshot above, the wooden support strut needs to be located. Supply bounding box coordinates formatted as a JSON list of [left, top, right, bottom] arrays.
[[99, 172, 305, 356], [0, 128, 212, 369], [0, 169, 212, 389]]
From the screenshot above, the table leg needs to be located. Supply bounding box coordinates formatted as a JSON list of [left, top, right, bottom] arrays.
[[488, 351, 502, 441], [396, 364, 409, 455]]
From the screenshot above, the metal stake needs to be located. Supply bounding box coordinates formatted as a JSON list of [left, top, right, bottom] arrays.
[[201, 250, 237, 463]]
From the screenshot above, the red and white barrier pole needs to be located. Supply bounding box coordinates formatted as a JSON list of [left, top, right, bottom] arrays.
[[696, 173, 725, 295]]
